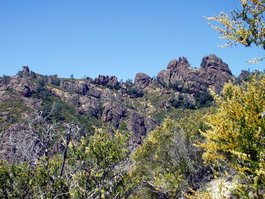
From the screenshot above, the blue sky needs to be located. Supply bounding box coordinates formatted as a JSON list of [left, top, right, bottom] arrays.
[[0, 0, 264, 80]]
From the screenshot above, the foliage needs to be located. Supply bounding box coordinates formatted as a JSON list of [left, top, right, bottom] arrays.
[[1, 75, 11, 85], [205, 0, 265, 62], [194, 90, 214, 108], [31, 156, 69, 198], [68, 129, 130, 198], [199, 75, 265, 198], [127, 86, 144, 98], [185, 188, 212, 199], [0, 160, 33, 198], [36, 93, 98, 132], [131, 109, 209, 198], [67, 129, 129, 198], [169, 93, 195, 109], [0, 95, 29, 131], [0, 129, 130, 198]]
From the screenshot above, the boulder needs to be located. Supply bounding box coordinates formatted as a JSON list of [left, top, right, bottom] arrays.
[[22, 65, 30, 77], [129, 112, 158, 136], [95, 75, 108, 86], [128, 112, 158, 144], [157, 70, 171, 86], [81, 83, 89, 95], [94, 75, 119, 88], [89, 87, 101, 98], [199, 54, 234, 93], [144, 117, 158, 133], [129, 112, 146, 136], [239, 70, 251, 81], [102, 102, 126, 128], [48, 75, 60, 86], [134, 73, 151, 88], [108, 76, 119, 88], [22, 85, 31, 97]]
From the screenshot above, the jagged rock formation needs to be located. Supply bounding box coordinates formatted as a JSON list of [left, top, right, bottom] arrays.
[[134, 73, 151, 88], [94, 75, 119, 88], [157, 54, 234, 93]]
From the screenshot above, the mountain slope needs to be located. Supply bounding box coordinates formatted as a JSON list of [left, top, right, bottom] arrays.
[[0, 54, 234, 163]]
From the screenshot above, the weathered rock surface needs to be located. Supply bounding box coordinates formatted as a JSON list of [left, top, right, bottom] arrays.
[[102, 102, 126, 128], [129, 112, 158, 143], [157, 54, 234, 93], [134, 73, 151, 88], [94, 75, 119, 88]]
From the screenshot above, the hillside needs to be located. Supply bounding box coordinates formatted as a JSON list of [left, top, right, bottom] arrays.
[[0, 54, 234, 164], [0, 54, 247, 199]]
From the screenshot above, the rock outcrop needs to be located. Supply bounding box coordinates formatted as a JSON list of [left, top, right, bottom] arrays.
[[134, 73, 151, 88], [157, 54, 234, 93], [94, 75, 118, 88], [129, 112, 158, 144], [102, 102, 126, 128]]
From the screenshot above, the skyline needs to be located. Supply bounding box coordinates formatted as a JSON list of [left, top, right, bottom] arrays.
[[0, 1, 264, 80]]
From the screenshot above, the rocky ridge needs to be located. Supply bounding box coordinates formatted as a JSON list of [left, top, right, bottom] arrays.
[[0, 54, 234, 163]]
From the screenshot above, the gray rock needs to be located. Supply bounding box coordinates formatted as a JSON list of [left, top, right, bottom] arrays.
[[144, 117, 158, 133], [89, 87, 101, 98], [94, 75, 119, 88], [81, 84, 89, 95], [22, 86, 31, 97], [129, 112, 146, 136], [156, 54, 234, 93], [102, 102, 126, 128], [128, 112, 158, 144], [108, 76, 119, 88], [22, 66, 30, 77], [134, 73, 151, 88], [157, 70, 171, 86]]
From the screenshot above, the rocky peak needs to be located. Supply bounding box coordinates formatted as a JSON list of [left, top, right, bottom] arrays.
[[200, 54, 232, 75], [94, 75, 118, 88], [157, 54, 234, 93], [167, 57, 189, 71], [134, 73, 151, 88], [22, 65, 30, 75]]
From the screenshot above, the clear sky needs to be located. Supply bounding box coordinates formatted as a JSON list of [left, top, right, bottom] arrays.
[[0, 0, 264, 80]]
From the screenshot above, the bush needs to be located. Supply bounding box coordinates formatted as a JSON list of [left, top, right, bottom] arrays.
[[194, 90, 213, 108], [131, 110, 209, 198], [199, 75, 265, 198], [127, 86, 144, 98], [169, 94, 195, 109]]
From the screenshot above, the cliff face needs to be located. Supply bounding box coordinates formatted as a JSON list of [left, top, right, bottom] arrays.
[[0, 54, 234, 163]]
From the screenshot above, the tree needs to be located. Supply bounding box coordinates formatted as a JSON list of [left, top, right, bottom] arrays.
[[0, 161, 33, 198], [0, 128, 130, 198], [206, 0, 265, 62], [65, 129, 129, 198], [130, 110, 210, 198], [199, 75, 265, 198]]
